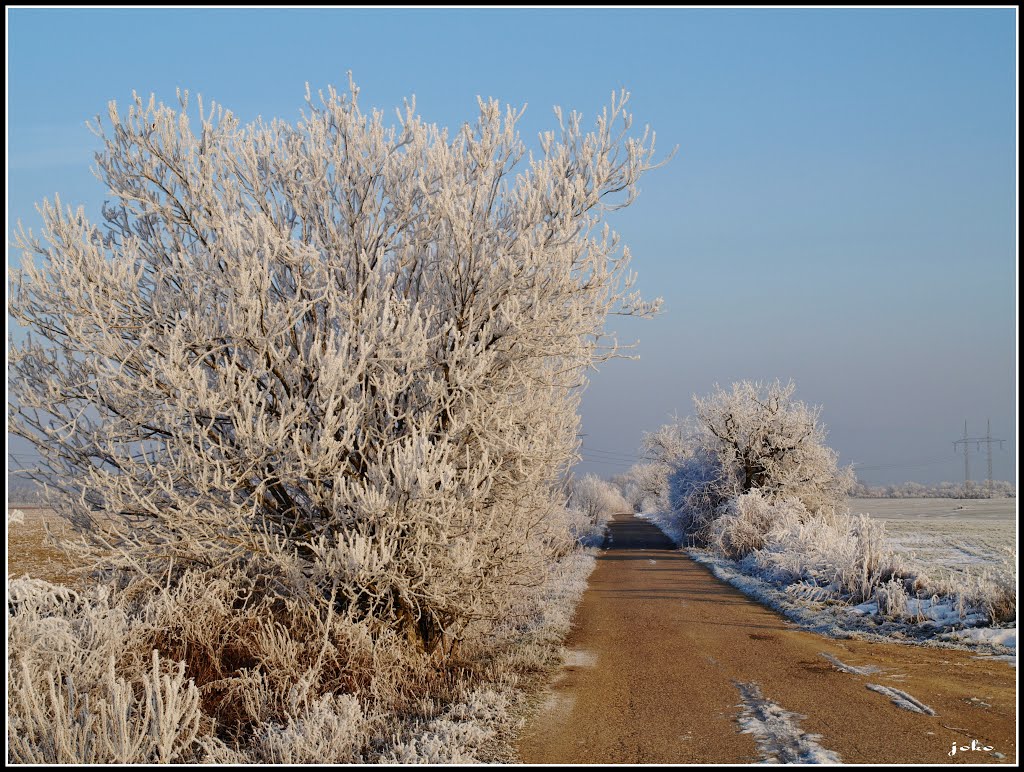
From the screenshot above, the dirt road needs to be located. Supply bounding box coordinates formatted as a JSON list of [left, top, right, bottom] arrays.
[[516, 513, 1016, 764]]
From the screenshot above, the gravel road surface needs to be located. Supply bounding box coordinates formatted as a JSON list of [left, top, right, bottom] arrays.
[[516, 513, 1016, 764]]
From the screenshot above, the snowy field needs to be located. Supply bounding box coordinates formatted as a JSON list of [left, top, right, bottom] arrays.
[[849, 497, 1016, 583]]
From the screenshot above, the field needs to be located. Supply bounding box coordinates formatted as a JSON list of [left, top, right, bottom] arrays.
[[848, 496, 1016, 522], [848, 497, 1016, 584], [6, 507, 74, 584]]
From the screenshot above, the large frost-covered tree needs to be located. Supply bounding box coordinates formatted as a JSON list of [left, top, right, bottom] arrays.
[[617, 380, 854, 540], [9, 78, 667, 651], [692, 380, 853, 514]]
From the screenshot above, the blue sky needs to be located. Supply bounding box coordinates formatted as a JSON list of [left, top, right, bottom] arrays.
[[7, 8, 1018, 486]]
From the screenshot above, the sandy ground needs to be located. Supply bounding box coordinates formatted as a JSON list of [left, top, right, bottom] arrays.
[[516, 513, 1016, 765]]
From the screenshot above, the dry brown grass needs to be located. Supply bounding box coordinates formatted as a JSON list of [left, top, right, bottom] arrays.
[[7, 507, 76, 585]]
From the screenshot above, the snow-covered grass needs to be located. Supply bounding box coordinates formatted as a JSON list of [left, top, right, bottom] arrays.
[[641, 501, 1017, 659]]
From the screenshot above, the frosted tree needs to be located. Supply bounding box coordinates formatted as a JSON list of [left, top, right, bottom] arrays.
[[691, 380, 853, 515], [564, 474, 629, 546], [9, 77, 668, 652], [620, 381, 853, 541]]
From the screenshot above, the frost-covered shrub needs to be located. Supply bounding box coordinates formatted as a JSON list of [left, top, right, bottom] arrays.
[[935, 550, 1017, 625], [9, 652, 202, 765], [614, 461, 673, 514], [978, 553, 1017, 623], [7, 579, 148, 706], [828, 514, 907, 603], [627, 381, 853, 547], [565, 474, 628, 546], [380, 688, 509, 765], [874, 578, 910, 618], [666, 448, 728, 542], [9, 78, 667, 655], [255, 692, 367, 764], [691, 380, 854, 515], [707, 491, 781, 560], [8, 544, 598, 763], [7, 568, 420, 762], [750, 509, 908, 604]]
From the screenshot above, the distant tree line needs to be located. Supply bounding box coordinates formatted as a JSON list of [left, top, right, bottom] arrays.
[[850, 479, 1015, 499], [7, 480, 42, 505]]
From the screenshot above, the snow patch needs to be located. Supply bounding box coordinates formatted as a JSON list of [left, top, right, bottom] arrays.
[[820, 653, 881, 675], [865, 684, 936, 715], [538, 691, 575, 721], [943, 626, 1016, 649], [562, 649, 597, 668], [972, 654, 1016, 668], [734, 682, 842, 764]]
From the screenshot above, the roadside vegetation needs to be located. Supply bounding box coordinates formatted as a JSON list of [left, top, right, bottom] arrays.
[[7, 78, 665, 763], [616, 380, 1016, 645]]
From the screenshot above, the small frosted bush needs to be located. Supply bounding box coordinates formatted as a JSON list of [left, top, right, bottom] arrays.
[[737, 503, 914, 605], [255, 692, 367, 764], [830, 514, 907, 603], [565, 474, 627, 546], [6, 571, 382, 763], [380, 688, 508, 764], [707, 491, 782, 560], [874, 578, 910, 617], [936, 550, 1017, 625]]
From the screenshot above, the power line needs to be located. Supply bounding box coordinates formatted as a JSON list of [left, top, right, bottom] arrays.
[[850, 455, 955, 472], [579, 445, 646, 462], [579, 455, 636, 468], [953, 419, 1005, 495]]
